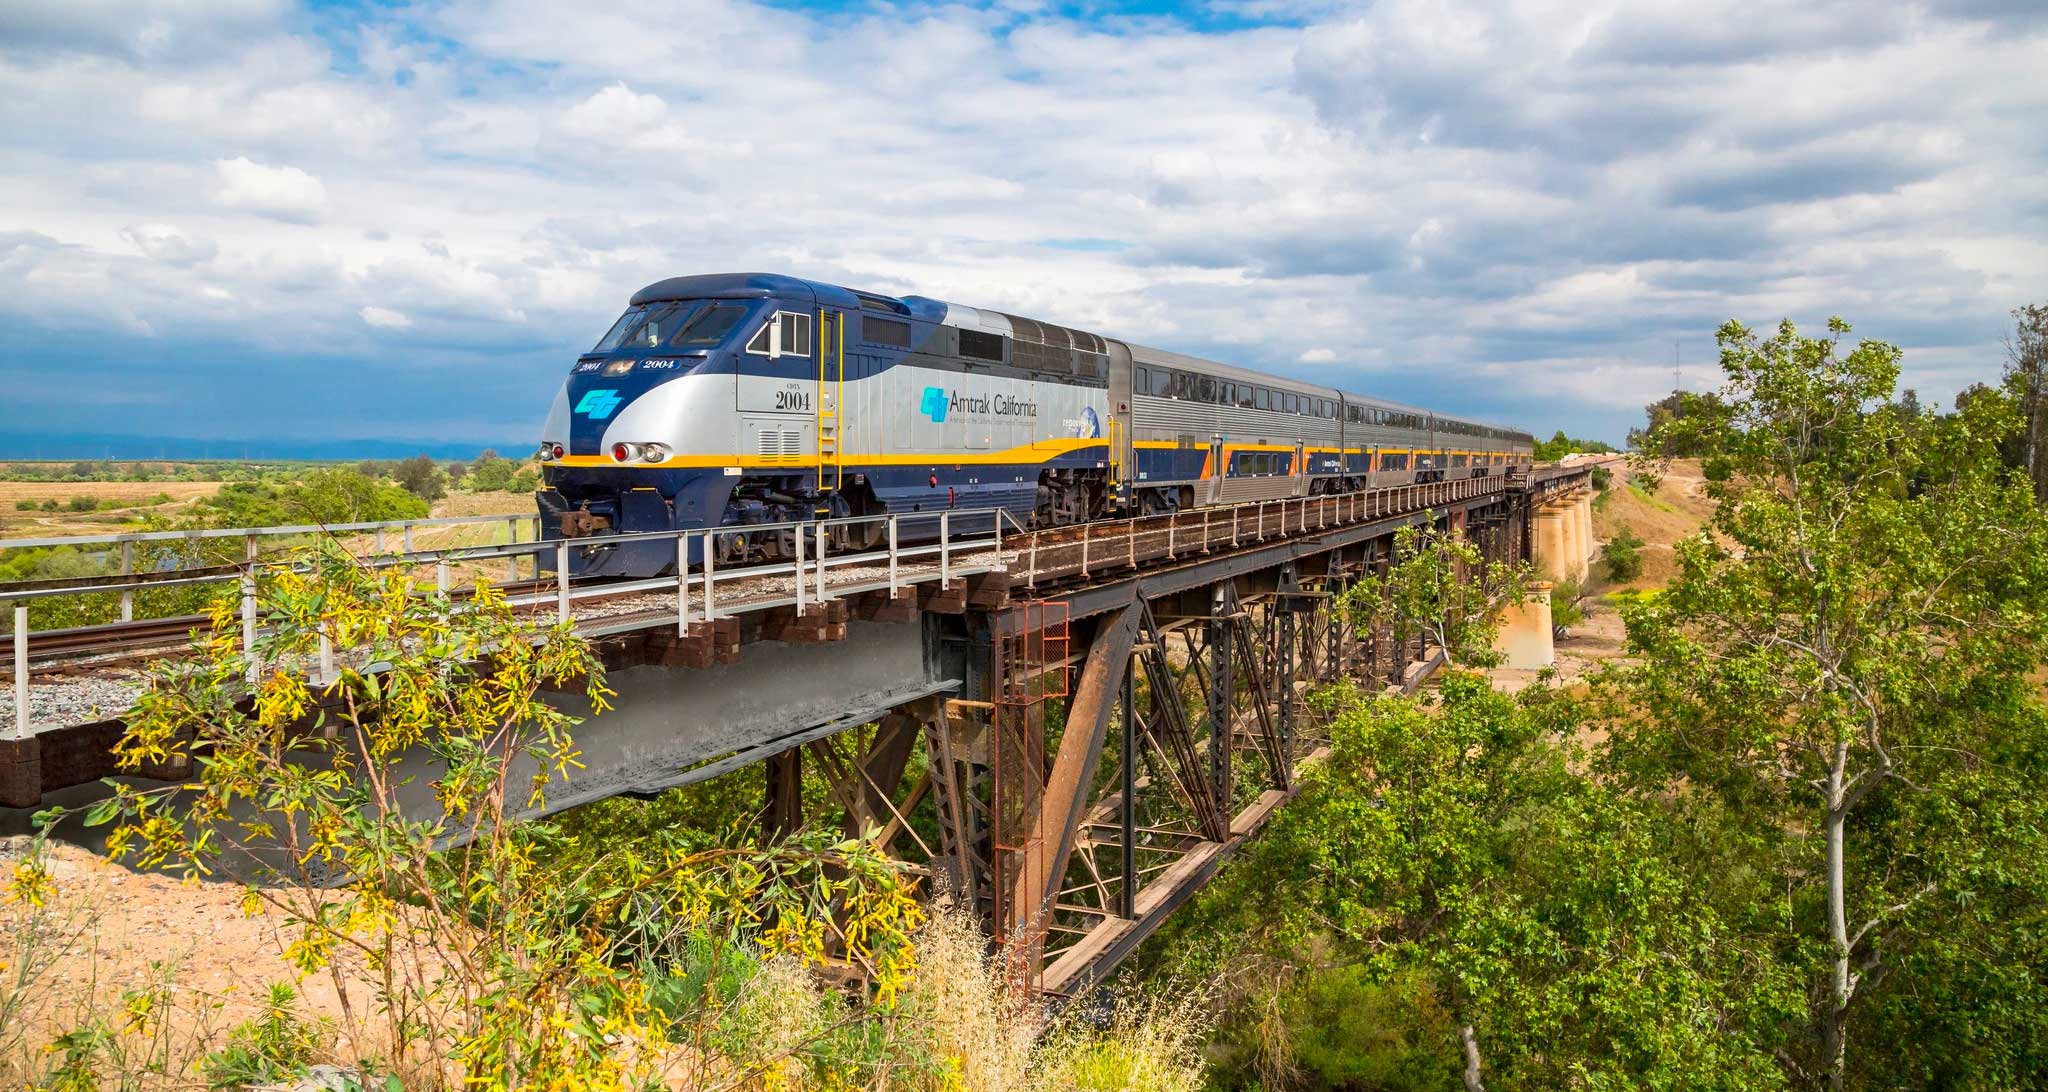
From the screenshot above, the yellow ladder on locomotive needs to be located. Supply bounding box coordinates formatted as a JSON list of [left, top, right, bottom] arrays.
[[815, 309, 845, 511]]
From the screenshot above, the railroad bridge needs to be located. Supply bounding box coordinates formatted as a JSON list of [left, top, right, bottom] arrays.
[[2, 466, 1599, 995]]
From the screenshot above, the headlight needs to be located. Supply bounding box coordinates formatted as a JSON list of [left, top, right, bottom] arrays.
[[602, 359, 634, 376], [537, 443, 556, 462], [640, 443, 670, 463], [612, 442, 639, 462]]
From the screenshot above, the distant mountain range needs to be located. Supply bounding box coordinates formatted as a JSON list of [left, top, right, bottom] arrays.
[[0, 431, 528, 462]]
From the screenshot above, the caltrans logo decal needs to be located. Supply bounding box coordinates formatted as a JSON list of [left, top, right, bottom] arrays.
[[920, 386, 948, 423], [576, 389, 624, 419]]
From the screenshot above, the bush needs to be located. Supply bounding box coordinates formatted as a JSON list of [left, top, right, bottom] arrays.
[[1591, 465, 1613, 491], [201, 469, 428, 527], [201, 982, 329, 1090], [13, 499, 34, 511], [1605, 527, 1645, 583], [66, 496, 99, 512], [1286, 966, 1456, 1092], [38, 498, 57, 512], [1549, 577, 1584, 630]]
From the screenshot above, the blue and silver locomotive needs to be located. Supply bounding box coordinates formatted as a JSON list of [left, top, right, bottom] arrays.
[[538, 273, 1533, 577]]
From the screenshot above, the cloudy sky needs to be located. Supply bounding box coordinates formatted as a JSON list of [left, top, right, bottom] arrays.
[[1, 0, 2042, 454]]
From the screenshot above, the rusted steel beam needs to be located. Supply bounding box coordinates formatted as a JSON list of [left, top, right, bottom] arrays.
[[1016, 603, 1139, 944], [856, 714, 923, 834], [764, 746, 803, 840]]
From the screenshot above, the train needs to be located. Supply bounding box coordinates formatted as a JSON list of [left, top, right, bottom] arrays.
[[536, 273, 1534, 577]]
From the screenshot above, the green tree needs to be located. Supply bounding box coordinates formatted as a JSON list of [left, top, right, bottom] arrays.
[[1630, 389, 1731, 454], [466, 449, 518, 492], [2002, 302, 2048, 503], [1338, 522, 1527, 670], [391, 453, 445, 502], [1188, 677, 1794, 1091], [1618, 317, 2048, 1090], [201, 469, 426, 527], [86, 544, 927, 1088], [1533, 431, 1619, 462]]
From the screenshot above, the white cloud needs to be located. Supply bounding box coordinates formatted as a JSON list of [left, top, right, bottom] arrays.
[[211, 156, 326, 222], [561, 83, 666, 135], [0, 0, 2041, 446], [120, 222, 216, 266], [359, 305, 413, 329]]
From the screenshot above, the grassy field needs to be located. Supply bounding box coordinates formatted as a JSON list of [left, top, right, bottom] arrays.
[[0, 481, 225, 538], [0, 481, 222, 505]]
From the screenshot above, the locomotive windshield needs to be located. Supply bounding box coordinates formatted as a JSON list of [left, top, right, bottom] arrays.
[[590, 307, 645, 352], [587, 300, 751, 352], [672, 303, 749, 347]]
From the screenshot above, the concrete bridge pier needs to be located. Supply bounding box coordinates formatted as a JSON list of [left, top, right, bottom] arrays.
[[1495, 581, 1555, 669], [1575, 490, 1594, 576], [1530, 488, 1593, 585], [1531, 499, 1572, 584]]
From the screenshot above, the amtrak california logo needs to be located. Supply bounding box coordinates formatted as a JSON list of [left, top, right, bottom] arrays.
[[576, 389, 625, 420], [921, 386, 1038, 422]]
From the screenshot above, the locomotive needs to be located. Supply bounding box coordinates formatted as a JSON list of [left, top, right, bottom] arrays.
[[537, 273, 1533, 577]]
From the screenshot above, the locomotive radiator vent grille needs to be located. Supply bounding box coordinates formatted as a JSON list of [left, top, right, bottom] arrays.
[[998, 312, 1108, 381], [758, 429, 802, 459]]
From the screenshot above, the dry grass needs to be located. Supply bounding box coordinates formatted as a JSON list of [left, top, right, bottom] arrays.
[[1592, 462, 1712, 549], [1589, 460, 1717, 597], [0, 836, 384, 1086], [0, 483, 223, 539], [898, 903, 1210, 1092], [0, 481, 221, 505], [433, 491, 539, 519], [1, 851, 1212, 1092]]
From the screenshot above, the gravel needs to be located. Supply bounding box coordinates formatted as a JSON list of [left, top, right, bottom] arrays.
[[24, 671, 149, 728]]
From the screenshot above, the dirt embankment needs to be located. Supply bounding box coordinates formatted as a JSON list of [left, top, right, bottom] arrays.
[[1, 836, 380, 1075], [1588, 460, 1714, 595], [1492, 460, 1716, 692]]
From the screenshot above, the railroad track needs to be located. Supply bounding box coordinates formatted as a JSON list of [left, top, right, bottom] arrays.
[[3, 578, 564, 672], [0, 614, 208, 669]]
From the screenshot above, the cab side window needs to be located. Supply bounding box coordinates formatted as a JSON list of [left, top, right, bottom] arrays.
[[745, 311, 813, 358]]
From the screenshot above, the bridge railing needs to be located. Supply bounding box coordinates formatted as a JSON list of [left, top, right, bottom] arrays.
[[513, 507, 1015, 633], [4, 506, 1018, 734], [0, 512, 552, 624], [1013, 475, 1508, 588]]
